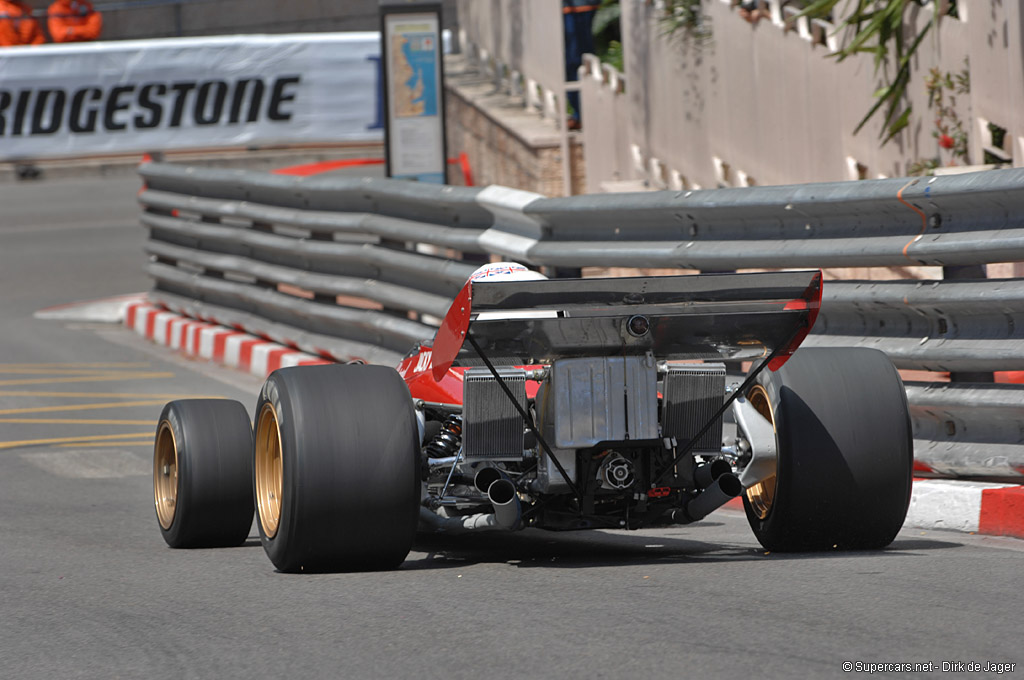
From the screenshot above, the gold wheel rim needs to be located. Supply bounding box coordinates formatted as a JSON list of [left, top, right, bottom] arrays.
[[154, 422, 178, 530], [255, 403, 283, 538], [745, 384, 778, 520]]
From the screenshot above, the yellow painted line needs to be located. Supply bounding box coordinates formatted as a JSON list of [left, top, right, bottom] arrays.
[[57, 441, 153, 448], [0, 368, 157, 376], [0, 400, 169, 416], [0, 362, 151, 369], [0, 372, 174, 387], [0, 418, 156, 425], [0, 391, 222, 399], [0, 432, 155, 450]]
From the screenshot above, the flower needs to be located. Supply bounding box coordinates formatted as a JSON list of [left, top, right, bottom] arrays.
[[939, 134, 955, 149]]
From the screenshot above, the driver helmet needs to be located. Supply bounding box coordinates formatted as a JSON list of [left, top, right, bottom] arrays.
[[468, 262, 548, 283]]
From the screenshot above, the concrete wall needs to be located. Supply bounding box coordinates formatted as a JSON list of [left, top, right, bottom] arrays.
[[456, 0, 565, 114], [89, 0, 459, 41], [581, 0, 1024, 191], [445, 54, 584, 196]]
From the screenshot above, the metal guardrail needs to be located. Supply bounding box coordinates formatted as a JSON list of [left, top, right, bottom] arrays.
[[138, 162, 1024, 479]]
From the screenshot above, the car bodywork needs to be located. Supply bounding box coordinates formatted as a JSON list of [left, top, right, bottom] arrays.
[[399, 270, 822, 534]]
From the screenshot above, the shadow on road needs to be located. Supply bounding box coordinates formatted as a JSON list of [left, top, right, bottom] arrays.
[[403, 527, 963, 571]]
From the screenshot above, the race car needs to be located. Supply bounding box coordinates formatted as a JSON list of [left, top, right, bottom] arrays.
[[152, 263, 913, 572]]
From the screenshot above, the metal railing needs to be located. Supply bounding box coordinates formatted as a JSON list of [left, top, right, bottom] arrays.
[[138, 162, 1024, 479]]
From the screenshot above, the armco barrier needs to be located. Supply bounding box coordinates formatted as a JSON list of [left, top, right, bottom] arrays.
[[137, 162, 1024, 480]]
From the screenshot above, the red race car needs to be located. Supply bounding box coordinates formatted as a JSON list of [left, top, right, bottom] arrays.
[[152, 265, 912, 572]]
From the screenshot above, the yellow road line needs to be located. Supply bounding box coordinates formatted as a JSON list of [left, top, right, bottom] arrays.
[[0, 391, 222, 399], [0, 369, 160, 376], [0, 372, 174, 387], [0, 418, 156, 425], [0, 400, 169, 416], [0, 432, 156, 450], [0, 362, 151, 369], [58, 441, 153, 448]]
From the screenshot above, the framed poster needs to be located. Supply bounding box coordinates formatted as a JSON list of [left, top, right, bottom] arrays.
[[380, 2, 446, 184]]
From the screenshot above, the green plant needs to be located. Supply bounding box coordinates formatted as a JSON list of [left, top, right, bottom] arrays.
[[907, 158, 939, 176], [799, 0, 942, 144], [924, 61, 969, 162], [593, 0, 624, 71], [659, 0, 713, 45]]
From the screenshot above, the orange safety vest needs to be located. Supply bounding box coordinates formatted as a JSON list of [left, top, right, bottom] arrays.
[[47, 0, 101, 42], [0, 0, 44, 47]]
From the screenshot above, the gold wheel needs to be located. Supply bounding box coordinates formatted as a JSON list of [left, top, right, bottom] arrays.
[[255, 403, 284, 538], [744, 384, 777, 520], [154, 422, 178, 530]]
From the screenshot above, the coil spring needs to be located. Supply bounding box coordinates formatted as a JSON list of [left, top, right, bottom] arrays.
[[424, 414, 462, 459]]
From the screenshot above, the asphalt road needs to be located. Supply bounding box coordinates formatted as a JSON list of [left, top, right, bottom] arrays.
[[0, 175, 1022, 679]]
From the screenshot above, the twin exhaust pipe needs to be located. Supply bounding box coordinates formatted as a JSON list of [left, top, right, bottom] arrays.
[[474, 467, 522, 529], [474, 458, 742, 529], [668, 458, 743, 524], [425, 458, 741, 533]]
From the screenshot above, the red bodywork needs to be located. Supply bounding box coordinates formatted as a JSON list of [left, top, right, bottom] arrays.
[[398, 344, 540, 404]]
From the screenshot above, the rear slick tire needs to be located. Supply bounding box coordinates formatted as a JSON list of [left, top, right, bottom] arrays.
[[154, 399, 254, 548], [253, 364, 420, 573], [742, 348, 913, 551]]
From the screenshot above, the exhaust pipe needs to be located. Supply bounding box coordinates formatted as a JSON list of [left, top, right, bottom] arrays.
[[693, 458, 732, 489], [487, 478, 521, 529], [670, 472, 743, 524], [418, 507, 502, 533], [474, 466, 505, 494]]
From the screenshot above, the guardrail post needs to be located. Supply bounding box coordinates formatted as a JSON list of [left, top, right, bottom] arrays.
[[944, 264, 995, 383]]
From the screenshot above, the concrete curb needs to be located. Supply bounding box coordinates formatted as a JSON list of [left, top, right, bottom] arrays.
[[124, 301, 1023, 541], [904, 478, 1024, 538], [722, 478, 1024, 540], [124, 301, 331, 378]]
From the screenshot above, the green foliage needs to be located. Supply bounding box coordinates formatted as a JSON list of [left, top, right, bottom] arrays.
[[924, 60, 969, 162], [593, 0, 624, 71], [659, 0, 713, 45], [907, 157, 939, 176], [799, 0, 938, 145], [603, 40, 624, 72]]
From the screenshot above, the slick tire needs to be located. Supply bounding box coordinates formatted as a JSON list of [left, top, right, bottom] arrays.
[[154, 399, 255, 548], [253, 364, 420, 573], [742, 348, 913, 551]]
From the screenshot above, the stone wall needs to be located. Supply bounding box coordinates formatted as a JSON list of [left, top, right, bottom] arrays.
[[444, 56, 584, 196]]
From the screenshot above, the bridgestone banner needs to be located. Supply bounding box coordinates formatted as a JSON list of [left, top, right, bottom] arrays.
[[0, 33, 384, 161]]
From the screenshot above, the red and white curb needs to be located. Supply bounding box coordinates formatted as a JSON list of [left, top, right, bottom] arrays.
[[904, 478, 1024, 538], [124, 302, 331, 378], [122, 302, 1023, 540], [723, 479, 1023, 540]]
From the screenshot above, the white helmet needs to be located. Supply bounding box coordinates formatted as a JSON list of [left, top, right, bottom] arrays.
[[469, 262, 548, 283]]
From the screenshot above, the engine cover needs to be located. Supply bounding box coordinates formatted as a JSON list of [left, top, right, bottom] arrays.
[[544, 355, 659, 448]]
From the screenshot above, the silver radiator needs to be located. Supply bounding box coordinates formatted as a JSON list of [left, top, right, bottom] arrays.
[[662, 363, 726, 453], [462, 367, 527, 461]]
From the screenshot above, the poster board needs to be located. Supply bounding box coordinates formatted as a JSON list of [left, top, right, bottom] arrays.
[[380, 2, 447, 184]]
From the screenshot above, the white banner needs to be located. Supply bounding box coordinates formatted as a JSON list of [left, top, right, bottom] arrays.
[[0, 33, 385, 161]]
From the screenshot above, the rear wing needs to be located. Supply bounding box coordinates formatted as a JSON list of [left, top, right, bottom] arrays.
[[431, 270, 822, 381]]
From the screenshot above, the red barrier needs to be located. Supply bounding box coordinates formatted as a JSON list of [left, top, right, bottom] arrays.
[[273, 158, 385, 176], [273, 153, 475, 186]]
